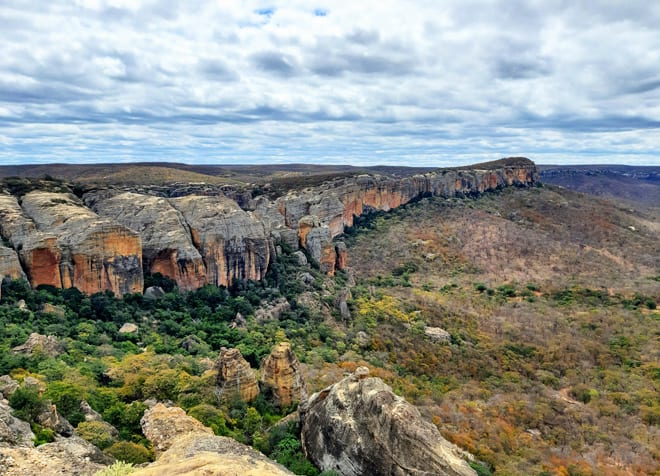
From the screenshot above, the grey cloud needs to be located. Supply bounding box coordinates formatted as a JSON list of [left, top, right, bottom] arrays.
[[345, 29, 380, 45], [251, 51, 299, 77], [495, 58, 552, 80], [197, 59, 238, 81]]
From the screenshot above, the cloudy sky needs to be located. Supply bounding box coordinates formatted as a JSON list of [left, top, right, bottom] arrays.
[[1, 1, 659, 166]]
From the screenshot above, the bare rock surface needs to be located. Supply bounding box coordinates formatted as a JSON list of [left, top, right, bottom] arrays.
[[86, 191, 207, 290], [0, 435, 111, 476], [170, 195, 271, 287], [0, 398, 34, 446], [215, 348, 260, 402], [118, 323, 138, 334], [424, 326, 452, 343], [0, 245, 26, 299], [134, 402, 293, 476], [260, 342, 307, 408], [12, 333, 64, 357], [300, 367, 477, 476], [0, 376, 19, 399]]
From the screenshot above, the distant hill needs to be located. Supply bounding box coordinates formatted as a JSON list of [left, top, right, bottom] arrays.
[[539, 164, 660, 205]]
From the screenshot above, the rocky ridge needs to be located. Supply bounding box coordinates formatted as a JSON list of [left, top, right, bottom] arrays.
[[0, 158, 537, 294]]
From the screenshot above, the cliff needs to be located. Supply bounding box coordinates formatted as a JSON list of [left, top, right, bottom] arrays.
[[260, 342, 308, 408], [0, 158, 537, 294]]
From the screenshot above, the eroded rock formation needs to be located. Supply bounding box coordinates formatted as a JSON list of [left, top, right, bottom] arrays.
[[134, 402, 294, 476], [0, 158, 538, 294], [300, 367, 477, 476], [260, 342, 307, 408], [216, 347, 260, 402]]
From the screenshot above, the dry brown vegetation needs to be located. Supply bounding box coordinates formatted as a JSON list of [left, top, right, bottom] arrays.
[[342, 185, 659, 475]]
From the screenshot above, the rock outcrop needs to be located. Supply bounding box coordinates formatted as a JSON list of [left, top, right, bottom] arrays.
[[0, 192, 143, 296], [260, 342, 307, 408], [12, 333, 64, 357], [215, 347, 260, 402], [134, 402, 293, 476], [0, 158, 537, 294], [86, 191, 207, 291], [170, 195, 271, 287], [300, 367, 477, 476]]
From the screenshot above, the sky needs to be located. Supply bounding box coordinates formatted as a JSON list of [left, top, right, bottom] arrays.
[[1, 1, 659, 167]]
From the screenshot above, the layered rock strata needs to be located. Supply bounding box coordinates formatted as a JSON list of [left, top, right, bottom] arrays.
[[300, 367, 477, 476], [0, 192, 142, 296], [0, 158, 537, 294], [216, 347, 260, 402], [170, 195, 271, 287], [260, 342, 307, 408], [85, 191, 207, 291]]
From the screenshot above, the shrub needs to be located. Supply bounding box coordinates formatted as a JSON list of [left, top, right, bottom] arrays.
[[9, 385, 48, 423], [76, 421, 118, 450], [32, 423, 56, 446], [104, 441, 153, 464], [93, 461, 135, 476]]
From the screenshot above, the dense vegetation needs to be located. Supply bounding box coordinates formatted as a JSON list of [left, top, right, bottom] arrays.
[[1, 184, 658, 475]]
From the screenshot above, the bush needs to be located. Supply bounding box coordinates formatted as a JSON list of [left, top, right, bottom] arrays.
[[76, 421, 118, 450], [32, 423, 55, 446], [104, 441, 153, 464], [93, 461, 135, 476], [9, 385, 48, 423]]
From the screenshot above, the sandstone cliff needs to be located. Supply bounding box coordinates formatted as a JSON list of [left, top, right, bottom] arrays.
[[300, 367, 477, 476], [260, 342, 307, 408], [0, 158, 537, 294], [134, 402, 294, 476], [0, 244, 25, 299], [85, 191, 207, 291], [170, 195, 271, 287]]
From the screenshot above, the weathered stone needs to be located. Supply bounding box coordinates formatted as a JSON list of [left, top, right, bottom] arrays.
[[144, 286, 166, 300], [35, 404, 74, 437], [260, 342, 308, 408], [424, 326, 452, 343], [42, 303, 65, 317], [141, 403, 213, 455], [254, 297, 290, 321], [0, 435, 112, 475], [335, 288, 352, 320], [0, 398, 34, 446], [0, 245, 26, 299], [20, 191, 143, 296], [118, 323, 138, 334], [79, 400, 102, 422], [16, 300, 27, 310], [300, 368, 477, 476], [215, 348, 259, 402], [355, 331, 370, 348], [170, 195, 271, 287], [292, 250, 308, 266], [134, 403, 293, 476], [12, 333, 63, 357], [0, 375, 19, 399], [86, 191, 207, 291]]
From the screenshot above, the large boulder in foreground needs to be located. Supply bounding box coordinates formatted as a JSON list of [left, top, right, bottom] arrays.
[[134, 402, 293, 476], [300, 367, 477, 476]]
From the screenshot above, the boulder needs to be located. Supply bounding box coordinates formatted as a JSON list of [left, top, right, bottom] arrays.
[[144, 286, 166, 300], [134, 402, 293, 475], [292, 250, 308, 266], [79, 400, 102, 422], [215, 348, 259, 403], [0, 375, 19, 398], [0, 398, 34, 446], [254, 297, 291, 321], [35, 404, 74, 437], [118, 323, 138, 334], [260, 342, 308, 408], [12, 333, 63, 357], [300, 367, 477, 476], [42, 303, 65, 317], [424, 326, 452, 344]]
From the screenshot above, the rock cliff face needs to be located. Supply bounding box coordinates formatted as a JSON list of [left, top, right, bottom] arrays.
[[0, 245, 25, 299], [260, 342, 307, 408], [0, 192, 143, 296], [0, 158, 537, 294], [134, 402, 293, 476], [300, 367, 477, 476], [85, 191, 207, 291], [216, 347, 260, 402]]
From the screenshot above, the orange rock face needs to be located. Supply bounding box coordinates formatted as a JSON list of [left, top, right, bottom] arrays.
[[216, 347, 260, 402], [260, 342, 307, 408]]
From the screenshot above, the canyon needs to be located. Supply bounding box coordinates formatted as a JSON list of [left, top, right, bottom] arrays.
[[0, 158, 537, 295]]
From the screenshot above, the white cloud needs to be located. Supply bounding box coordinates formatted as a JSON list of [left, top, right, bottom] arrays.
[[0, 0, 658, 166]]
